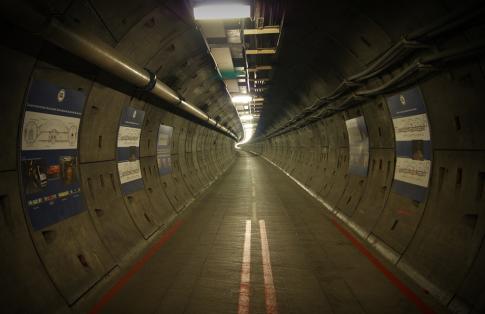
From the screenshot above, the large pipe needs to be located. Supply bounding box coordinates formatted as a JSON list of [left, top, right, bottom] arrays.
[[2, 3, 239, 140]]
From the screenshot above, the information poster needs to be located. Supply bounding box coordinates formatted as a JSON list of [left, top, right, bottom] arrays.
[[117, 107, 145, 194], [157, 125, 173, 175], [20, 80, 86, 230], [387, 87, 432, 202], [345, 116, 369, 177]]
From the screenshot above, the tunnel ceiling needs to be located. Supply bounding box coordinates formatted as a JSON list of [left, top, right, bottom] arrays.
[[191, 0, 285, 142], [22, 0, 478, 142], [255, 0, 483, 139]]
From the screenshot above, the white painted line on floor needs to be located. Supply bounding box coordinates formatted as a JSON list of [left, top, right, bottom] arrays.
[[259, 220, 278, 314], [252, 187, 257, 221], [251, 173, 256, 197], [252, 202, 257, 221], [238, 220, 252, 314], [251, 172, 257, 220]]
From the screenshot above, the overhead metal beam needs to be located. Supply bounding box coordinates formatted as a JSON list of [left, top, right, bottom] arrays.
[[209, 43, 246, 48], [243, 27, 280, 35], [247, 65, 273, 72], [251, 83, 269, 88], [246, 48, 277, 55]]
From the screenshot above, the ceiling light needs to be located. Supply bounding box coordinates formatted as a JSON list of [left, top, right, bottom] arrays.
[[194, 4, 251, 20], [232, 95, 252, 104]]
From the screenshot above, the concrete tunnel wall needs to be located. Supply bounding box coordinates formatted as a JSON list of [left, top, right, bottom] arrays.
[[1, 0, 485, 313], [0, 1, 240, 313], [243, 61, 485, 312]]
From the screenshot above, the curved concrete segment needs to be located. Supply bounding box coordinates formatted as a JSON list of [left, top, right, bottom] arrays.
[[0, 0, 484, 313]]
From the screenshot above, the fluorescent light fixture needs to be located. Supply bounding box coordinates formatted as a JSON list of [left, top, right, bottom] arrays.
[[194, 4, 251, 20], [244, 105, 249, 109], [232, 95, 252, 104], [240, 114, 254, 121]]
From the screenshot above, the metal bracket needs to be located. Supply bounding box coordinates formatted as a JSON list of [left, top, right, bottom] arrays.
[[140, 68, 157, 91]]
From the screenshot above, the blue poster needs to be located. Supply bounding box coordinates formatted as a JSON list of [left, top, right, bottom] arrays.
[[345, 116, 369, 177], [20, 80, 86, 231], [157, 125, 173, 175], [387, 87, 432, 202], [117, 107, 145, 195]]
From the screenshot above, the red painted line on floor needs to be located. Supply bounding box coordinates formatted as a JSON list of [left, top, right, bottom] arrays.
[[238, 220, 252, 314], [88, 219, 184, 314], [331, 218, 436, 314], [259, 220, 278, 314]]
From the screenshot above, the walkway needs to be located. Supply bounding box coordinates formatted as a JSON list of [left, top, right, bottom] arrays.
[[84, 151, 446, 314]]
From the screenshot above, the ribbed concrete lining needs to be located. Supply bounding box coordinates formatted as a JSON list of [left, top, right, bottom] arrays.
[[1, 1, 484, 313]]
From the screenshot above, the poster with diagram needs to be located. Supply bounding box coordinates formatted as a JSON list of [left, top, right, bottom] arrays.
[[20, 80, 86, 231], [157, 125, 173, 175], [117, 107, 145, 195], [387, 87, 432, 202], [345, 116, 369, 177]]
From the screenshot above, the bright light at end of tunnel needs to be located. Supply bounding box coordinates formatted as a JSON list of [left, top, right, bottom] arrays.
[[236, 125, 255, 147], [240, 114, 254, 121], [232, 95, 252, 104], [193, 4, 251, 20]]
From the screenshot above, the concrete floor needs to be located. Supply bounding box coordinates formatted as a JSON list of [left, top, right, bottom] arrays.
[[85, 151, 448, 314]]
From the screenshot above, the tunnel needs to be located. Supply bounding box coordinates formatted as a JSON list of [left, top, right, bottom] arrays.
[[1, 0, 484, 313]]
